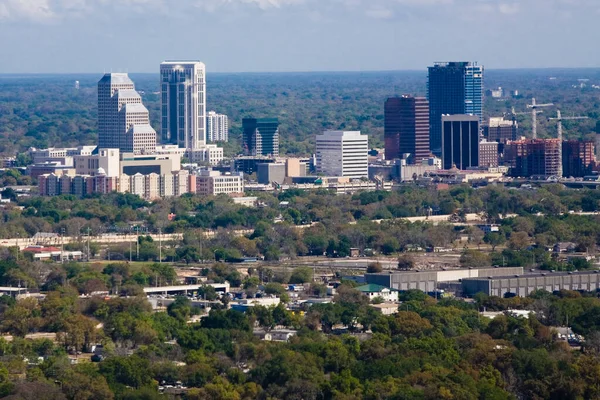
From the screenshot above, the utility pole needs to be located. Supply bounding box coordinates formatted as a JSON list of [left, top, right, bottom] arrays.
[[61, 228, 65, 264], [129, 240, 133, 263], [158, 228, 162, 263], [15, 234, 19, 262], [86, 227, 91, 261], [136, 227, 139, 261]]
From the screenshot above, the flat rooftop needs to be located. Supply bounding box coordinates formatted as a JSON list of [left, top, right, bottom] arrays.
[[463, 270, 600, 281]]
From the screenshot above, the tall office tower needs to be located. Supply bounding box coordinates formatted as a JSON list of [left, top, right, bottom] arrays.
[[384, 96, 430, 162], [316, 130, 368, 178], [428, 62, 483, 156], [97, 73, 156, 154], [441, 115, 480, 170], [207, 111, 229, 142], [242, 118, 280, 157], [160, 61, 206, 150]]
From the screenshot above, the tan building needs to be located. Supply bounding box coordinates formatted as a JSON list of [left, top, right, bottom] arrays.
[[195, 170, 244, 196]]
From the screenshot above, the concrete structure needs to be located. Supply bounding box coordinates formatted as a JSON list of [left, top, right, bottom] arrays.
[[428, 62, 483, 156], [285, 158, 308, 177], [562, 140, 595, 178], [253, 329, 297, 342], [316, 130, 368, 178], [160, 61, 206, 149], [207, 111, 229, 142], [195, 169, 244, 196], [231, 196, 258, 207], [366, 267, 524, 293], [155, 144, 223, 166], [257, 163, 286, 184], [394, 157, 441, 182], [384, 96, 430, 162], [98, 73, 156, 154], [485, 117, 517, 145], [504, 139, 561, 177], [479, 140, 499, 168], [29, 146, 97, 166], [462, 271, 600, 297], [143, 283, 230, 296], [120, 153, 181, 176], [441, 114, 480, 170], [242, 118, 279, 157], [74, 148, 120, 177]]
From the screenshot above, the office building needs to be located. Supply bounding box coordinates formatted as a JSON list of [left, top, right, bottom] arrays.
[[441, 115, 480, 170], [484, 117, 518, 144], [195, 170, 244, 196], [462, 271, 600, 298], [97, 73, 156, 154], [562, 140, 595, 178], [384, 96, 430, 162], [257, 163, 286, 184], [242, 118, 279, 157], [479, 140, 499, 168], [74, 148, 121, 177], [428, 62, 483, 156], [160, 61, 206, 150], [316, 131, 369, 178], [504, 139, 561, 177], [207, 111, 229, 142]]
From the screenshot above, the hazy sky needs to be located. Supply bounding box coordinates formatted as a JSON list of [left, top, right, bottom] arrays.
[[0, 0, 599, 73]]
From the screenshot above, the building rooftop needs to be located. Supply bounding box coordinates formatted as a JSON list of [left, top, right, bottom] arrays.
[[355, 283, 397, 293], [128, 124, 156, 134], [99, 73, 134, 85], [123, 103, 149, 113], [463, 270, 600, 281], [115, 89, 141, 99]]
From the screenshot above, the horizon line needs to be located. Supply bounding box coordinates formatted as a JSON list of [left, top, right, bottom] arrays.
[[2, 66, 600, 75]]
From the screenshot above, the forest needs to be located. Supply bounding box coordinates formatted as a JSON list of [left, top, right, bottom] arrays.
[[1, 68, 600, 157], [0, 255, 600, 399]]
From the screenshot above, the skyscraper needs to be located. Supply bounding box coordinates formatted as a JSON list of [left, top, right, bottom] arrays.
[[207, 111, 229, 142], [242, 118, 280, 157], [428, 62, 483, 156], [441, 115, 480, 170], [97, 73, 156, 154], [160, 61, 206, 150], [316, 131, 368, 178], [384, 96, 430, 162]]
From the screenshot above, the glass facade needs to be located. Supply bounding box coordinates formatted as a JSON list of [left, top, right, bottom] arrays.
[[428, 62, 483, 157], [242, 118, 280, 157]]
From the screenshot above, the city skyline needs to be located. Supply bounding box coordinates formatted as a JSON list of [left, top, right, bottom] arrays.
[[1, 0, 600, 73]]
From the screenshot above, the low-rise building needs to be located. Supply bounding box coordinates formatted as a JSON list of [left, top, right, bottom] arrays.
[[195, 170, 244, 196], [355, 284, 398, 302], [370, 303, 399, 315]]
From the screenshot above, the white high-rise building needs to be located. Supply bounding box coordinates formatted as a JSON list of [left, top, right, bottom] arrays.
[[97, 73, 156, 154], [207, 111, 229, 142], [160, 61, 206, 150], [316, 131, 369, 178]]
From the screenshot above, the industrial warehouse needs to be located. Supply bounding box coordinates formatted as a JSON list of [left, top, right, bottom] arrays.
[[365, 267, 525, 293], [461, 270, 600, 297]]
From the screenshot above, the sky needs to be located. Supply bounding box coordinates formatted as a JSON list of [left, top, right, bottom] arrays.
[[0, 0, 599, 73]]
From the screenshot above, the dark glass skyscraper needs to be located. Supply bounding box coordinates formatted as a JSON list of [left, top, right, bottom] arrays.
[[441, 115, 480, 170], [384, 96, 430, 162], [428, 62, 483, 156], [242, 118, 280, 157]]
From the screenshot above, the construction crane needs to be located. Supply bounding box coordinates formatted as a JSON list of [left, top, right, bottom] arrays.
[[526, 98, 553, 139], [548, 110, 589, 177], [548, 110, 589, 142]]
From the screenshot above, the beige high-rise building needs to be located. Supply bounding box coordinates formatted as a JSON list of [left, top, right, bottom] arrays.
[[97, 73, 156, 154]]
